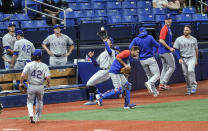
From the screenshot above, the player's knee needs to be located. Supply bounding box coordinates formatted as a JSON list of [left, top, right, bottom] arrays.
[[124, 82, 132, 90], [115, 87, 122, 94]]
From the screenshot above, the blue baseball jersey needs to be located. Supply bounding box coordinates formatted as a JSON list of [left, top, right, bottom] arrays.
[[159, 25, 173, 54]]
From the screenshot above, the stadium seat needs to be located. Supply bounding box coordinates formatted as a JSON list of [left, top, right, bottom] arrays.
[[106, 2, 122, 9], [122, 15, 137, 23], [108, 15, 122, 24], [33, 20, 50, 28], [21, 21, 34, 29], [152, 8, 167, 15], [91, 2, 105, 9], [155, 15, 166, 22], [182, 8, 196, 14], [176, 14, 192, 22], [94, 10, 107, 17], [137, 1, 152, 9], [138, 15, 155, 22], [68, 3, 80, 10], [137, 8, 151, 16], [76, 0, 88, 2], [84, 10, 94, 18], [122, 1, 137, 9], [0, 22, 6, 30], [192, 14, 208, 22], [77, 17, 92, 24], [107, 9, 121, 16], [92, 17, 106, 21], [10, 13, 30, 21], [66, 19, 75, 26], [79, 3, 91, 10], [123, 9, 137, 16], [74, 10, 85, 18], [59, 11, 74, 19], [66, 0, 76, 2]]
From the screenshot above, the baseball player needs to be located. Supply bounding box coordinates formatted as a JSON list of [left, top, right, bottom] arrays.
[[42, 24, 74, 66], [19, 49, 51, 123], [96, 46, 139, 109], [173, 25, 198, 95], [84, 37, 118, 105], [129, 27, 160, 97], [158, 14, 176, 91], [0, 103, 3, 114], [10, 30, 35, 69], [2, 22, 16, 69]]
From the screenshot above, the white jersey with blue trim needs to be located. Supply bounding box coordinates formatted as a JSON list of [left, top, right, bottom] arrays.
[[2, 33, 16, 60], [42, 34, 73, 55], [13, 39, 35, 61], [23, 61, 50, 85]]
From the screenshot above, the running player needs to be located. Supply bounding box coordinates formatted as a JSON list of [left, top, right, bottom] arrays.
[[96, 46, 139, 109], [129, 27, 160, 97], [10, 30, 35, 69], [19, 49, 51, 123], [2, 22, 16, 69], [42, 24, 74, 66], [159, 14, 176, 91], [174, 25, 198, 95], [84, 37, 117, 105]]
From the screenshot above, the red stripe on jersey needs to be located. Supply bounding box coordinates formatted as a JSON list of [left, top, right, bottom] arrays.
[[160, 25, 168, 40], [116, 50, 131, 59]]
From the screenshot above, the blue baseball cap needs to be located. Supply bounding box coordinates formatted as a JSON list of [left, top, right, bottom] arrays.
[[53, 24, 61, 29], [8, 22, 16, 27], [165, 14, 172, 20], [113, 45, 120, 51], [139, 27, 146, 33], [33, 49, 42, 56], [15, 30, 23, 36]]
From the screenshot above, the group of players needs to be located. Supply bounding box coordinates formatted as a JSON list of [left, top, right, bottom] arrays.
[[0, 13, 198, 123]]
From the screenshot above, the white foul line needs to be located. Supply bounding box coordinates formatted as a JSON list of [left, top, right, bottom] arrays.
[[93, 129, 112, 131], [2, 129, 22, 131]]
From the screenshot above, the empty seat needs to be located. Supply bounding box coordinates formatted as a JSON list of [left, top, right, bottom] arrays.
[[152, 8, 167, 15], [137, 1, 152, 9], [138, 15, 155, 22], [59, 11, 74, 19], [192, 14, 208, 21], [66, 0, 76, 2], [108, 15, 122, 24], [94, 10, 107, 17], [84, 10, 94, 17], [74, 10, 85, 18], [76, 0, 88, 2], [79, 3, 91, 10], [107, 9, 121, 16], [122, 1, 137, 8], [176, 14, 192, 22], [123, 9, 137, 16], [106, 2, 122, 9], [91, 2, 105, 9], [21, 21, 34, 29], [182, 8, 196, 14], [33, 20, 50, 28], [137, 8, 151, 16], [10, 14, 30, 21], [68, 3, 80, 10], [122, 15, 137, 23], [155, 15, 166, 22]]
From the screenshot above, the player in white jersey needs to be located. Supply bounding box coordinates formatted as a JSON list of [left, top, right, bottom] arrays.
[[84, 37, 118, 105], [174, 25, 198, 95], [10, 30, 35, 69], [19, 49, 51, 123], [2, 22, 16, 69], [42, 24, 74, 66]]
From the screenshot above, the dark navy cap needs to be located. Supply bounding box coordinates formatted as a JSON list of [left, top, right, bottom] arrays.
[[15, 30, 23, 36], [53, 24, 61, 29], [8, 22, 16, 27], [139, 27, 146, 33], [165, 14, 172, 20], [33, 49, 42, 56]]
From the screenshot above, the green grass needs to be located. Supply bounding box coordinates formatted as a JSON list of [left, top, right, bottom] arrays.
[[10, 99, 208, 121]]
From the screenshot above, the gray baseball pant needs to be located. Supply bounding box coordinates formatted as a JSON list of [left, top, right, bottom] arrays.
[[160, 52, 176, 85], [140, 57, 160, 87], [87, 70, 110, 86], [50, 56, 67, 66], [181, 56, 197, 89]]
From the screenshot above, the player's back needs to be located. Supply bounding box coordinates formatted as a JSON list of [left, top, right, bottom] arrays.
[[25, 61, 49, 85], [15, 39, 35, 60]]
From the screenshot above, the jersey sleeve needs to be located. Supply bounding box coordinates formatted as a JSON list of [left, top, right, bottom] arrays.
[[13, 41, 19, 52], [3, 36, 10, 48], [42, 36, 50, 45], [129, 38, 136, 50], [66, 36, 74, 45], [22, 63, 29, 74], [160, 26, 168, 40], [116, 50, 131, 59], [31, 42, 36, 53], [151, 35, 159, 48], [173, 38, 180, 49], [194, 38, 198, 49], [44, 65, 51, 77]]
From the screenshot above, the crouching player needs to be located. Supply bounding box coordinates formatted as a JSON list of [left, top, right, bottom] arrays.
[[96, 46, 139, 109]]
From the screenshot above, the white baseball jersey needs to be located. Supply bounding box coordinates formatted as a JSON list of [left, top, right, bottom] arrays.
[[42, 34, 73, 55], [174, 35, 198, 58], [96, 49, 116, 69], [2, 33, 16, 60], [13, 39, 35, 61], [23, 61, 50, 85]]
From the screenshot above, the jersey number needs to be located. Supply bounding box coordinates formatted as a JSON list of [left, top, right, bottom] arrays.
[[31, 70, 42, 79], [22, 45, 31, 53]]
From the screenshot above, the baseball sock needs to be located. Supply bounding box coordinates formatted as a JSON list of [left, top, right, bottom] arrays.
[[102, 87, 122, 99]]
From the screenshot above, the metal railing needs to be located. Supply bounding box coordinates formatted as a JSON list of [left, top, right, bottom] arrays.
[[24, 0, 66, 28], [198, 1, 207, 14]]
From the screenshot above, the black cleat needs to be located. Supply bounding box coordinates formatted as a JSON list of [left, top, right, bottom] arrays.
[[30, 117, 35, 124]]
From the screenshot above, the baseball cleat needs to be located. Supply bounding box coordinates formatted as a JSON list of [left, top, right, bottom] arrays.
[[0, 104, 3, 113], [124, 104, 136, 109], [145, 82, 153, 93], [185, 88, 192, 95], [30, 116, 35, 124], [152, 87, 159, 97], [96, 94, 103, 106], [84, 101, 97, 105], [34, 115, 40, 122], [159, 84, 170, 91], [191, 87, 197, 94]]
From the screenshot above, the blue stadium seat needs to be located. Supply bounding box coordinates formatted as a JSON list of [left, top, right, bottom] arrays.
[[152, 8, 167, 15], [84, 10, 94, 18], [74, 10, 85, 18], [76, 0, 88, 2], [155, 15, 166, 22], [123, 9, 137, 16], [106, 2, 122, 9], [21, 21, 34, 29], [138, 15, 155, 22], [66, 0, 76, 2], [66, 19, 75, 26], [77, 17, 92, 24], [92, 17, 106, 21], [137, 1, 152, 9], [108, 15, 122, 24], [79, 3, 91, 10], [91, 0, 107, 1], [176, 14, 192, 22], [192, 14, 208, 21], [59, 11, 74, 19], [94, 10, 107, 17], [0, 22, 7, 30], [91, 2, 105, 9], [122, 1, 137, 8], [33, 20, 50, 28], [122, 15, 137, 23], [68, 3, 80, 10], [107, 9, 121, 16], [137, 8, 151, 16], [182, 8, 196, 14], [10, 14, 30, 21]]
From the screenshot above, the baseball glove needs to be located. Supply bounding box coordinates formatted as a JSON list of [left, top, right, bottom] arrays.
[[19, 84, 27, 94], [120, 66, 131, 74], [97, 30, 108, 41]]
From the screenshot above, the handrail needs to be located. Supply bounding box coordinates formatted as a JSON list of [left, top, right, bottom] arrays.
[[24, 0, 66, 28], [198, 0, 205, 14]]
